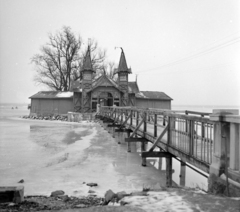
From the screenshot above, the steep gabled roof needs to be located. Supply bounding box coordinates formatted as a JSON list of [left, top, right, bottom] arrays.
[[82, 46, 95, 72], [90, 74, 121, 92], [29, 91, 73, 99], [128, 81, 139, 93], [136, 91, 173, 100], [114, 49, 132, 74]]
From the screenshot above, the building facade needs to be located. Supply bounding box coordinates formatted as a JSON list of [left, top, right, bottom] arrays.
[[29, 49, 172, 115]]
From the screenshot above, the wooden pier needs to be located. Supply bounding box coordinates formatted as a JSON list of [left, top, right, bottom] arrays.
[[97, 106, 240, 189]]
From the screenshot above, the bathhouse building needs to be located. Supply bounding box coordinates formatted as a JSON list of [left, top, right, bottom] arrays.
[[29, 48, 172, 115]]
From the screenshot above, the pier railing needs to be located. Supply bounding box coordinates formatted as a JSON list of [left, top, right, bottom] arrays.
[[99, 106, 214, 173], [99, 107, 240, 178]]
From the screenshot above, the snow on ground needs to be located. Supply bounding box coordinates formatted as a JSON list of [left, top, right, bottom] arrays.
[[120, 191, 194, 212]]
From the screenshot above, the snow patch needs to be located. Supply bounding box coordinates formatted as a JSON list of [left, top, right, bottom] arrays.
[[56, 92, 73, 97], [122, 191, 194, 212]]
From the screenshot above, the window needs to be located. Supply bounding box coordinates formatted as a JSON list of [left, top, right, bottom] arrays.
[[119, 75, 127, 81]]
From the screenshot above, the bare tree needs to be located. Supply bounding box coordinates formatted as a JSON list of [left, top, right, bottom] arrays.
[[31, 26, 106, 91]]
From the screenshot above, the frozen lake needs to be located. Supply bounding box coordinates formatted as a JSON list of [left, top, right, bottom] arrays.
[[0, 105, 169, 197]]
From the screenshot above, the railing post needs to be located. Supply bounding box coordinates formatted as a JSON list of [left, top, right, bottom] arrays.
[[144, 111, 147, 135], [141, 111, 147, 166], [136, 111, 139, 126], [201, 115, 205, 137], [189, 120, 195, 156], [167, 116, 172, 145], [185, 111, 188, 133], [154, 114, 157, 137], [127, 130, 131, 152], [130, 110, 133, 126]]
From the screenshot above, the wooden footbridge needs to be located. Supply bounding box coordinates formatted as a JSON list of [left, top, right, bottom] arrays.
[[96, 106, 240, 188]]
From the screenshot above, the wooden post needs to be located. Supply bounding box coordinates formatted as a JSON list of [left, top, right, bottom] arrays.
[[112, 127, 115, 138], [154, 114, 157, 137], [185, 112, 188, 133], [163, 115, 166, 126], [136, 111, 139, 126], [127, 131, 131, 152], [167, 116, 172, 146], [201, 115, 205, 137], [166, 156, 172, 187], [179, 161, 186, 186], [130, 110, 133, 126], [118, 132, 122, 144], [189, 120, 195, 156], [141, 141, 147, 166], [158, 148, 163, 170], [144, 112, 147, 135]]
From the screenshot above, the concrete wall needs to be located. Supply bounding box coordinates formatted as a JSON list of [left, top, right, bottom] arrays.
[[135, 99, 171, 110], [30, 98, 73, 115]]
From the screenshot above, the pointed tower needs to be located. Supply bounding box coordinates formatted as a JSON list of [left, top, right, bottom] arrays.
[[81, 46, 95, 112], [115, 49, 132, 106]]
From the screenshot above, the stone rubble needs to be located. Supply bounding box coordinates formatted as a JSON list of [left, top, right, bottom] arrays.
[[21, 114, 68, 121]]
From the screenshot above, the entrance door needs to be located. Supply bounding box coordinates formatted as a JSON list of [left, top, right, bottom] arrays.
[[99, 92, 113, 106]]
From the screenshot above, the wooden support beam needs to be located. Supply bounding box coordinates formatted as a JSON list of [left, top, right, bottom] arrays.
[[107, 124, 121, 127], [119, 112, 132, 129], [148, 123, 169, 152], [103, 120, 114, 123], [141, 151, 173, 158], [125, 138, 148, 142], [129, 118, 145, 138], [115, 128, 133, 133]]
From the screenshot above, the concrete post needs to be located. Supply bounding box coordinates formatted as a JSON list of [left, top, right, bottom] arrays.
[[209, 109, 239, 176]]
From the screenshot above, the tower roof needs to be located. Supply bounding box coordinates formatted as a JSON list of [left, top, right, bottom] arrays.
[[114, 49, 132, 74], [82, 46, 95, 72]]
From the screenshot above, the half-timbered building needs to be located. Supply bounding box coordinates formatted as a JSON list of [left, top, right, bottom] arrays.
[[29, 48, 172, 115]]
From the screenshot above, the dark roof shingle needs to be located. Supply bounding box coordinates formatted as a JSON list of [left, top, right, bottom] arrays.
[[128, 81, 139, 93]]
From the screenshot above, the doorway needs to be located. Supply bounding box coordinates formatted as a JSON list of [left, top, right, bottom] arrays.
[[99, 92, 113, 106]]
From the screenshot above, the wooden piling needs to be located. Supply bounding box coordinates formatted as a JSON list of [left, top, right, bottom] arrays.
[[141, 141, 147, 166], [166, 156, 172, 187], [180, 161, 186, 186]]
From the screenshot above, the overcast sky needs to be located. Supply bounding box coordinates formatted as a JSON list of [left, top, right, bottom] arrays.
[[0, 0, 239, 105]]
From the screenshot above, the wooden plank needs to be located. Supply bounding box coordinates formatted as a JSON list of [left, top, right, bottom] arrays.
[[103, 120, 114, 123], [141, 151, 172, 158], [125, 137, 148, 142], [148, 123, 169, 152]]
